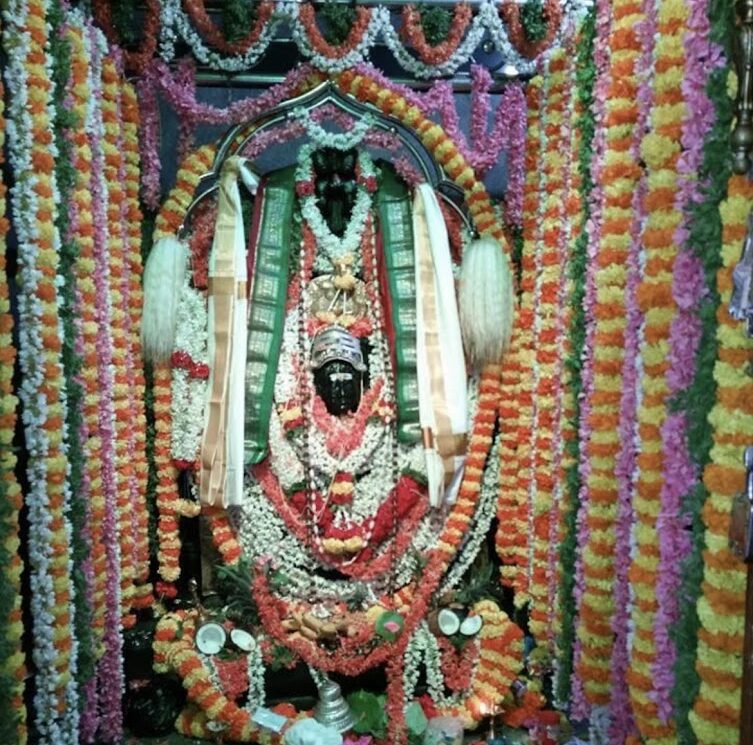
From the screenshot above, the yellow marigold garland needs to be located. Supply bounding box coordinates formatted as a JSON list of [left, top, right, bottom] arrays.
[[496, 75, 543, 599], [121, 80, 153, 605], [688, 173, 753, 745], [528, 50, 569, 645], [436, 600, 524, 726], [101, 53, 138, 623], [0, 69, 27, 745], [627, 0, 688, 740], [549, 38, 580, 651], [152, 144, 215, 589], [576, 0, 644, 707], [155, 611, 282, 742]]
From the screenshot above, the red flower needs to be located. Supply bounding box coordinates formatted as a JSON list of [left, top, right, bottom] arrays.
[[191, 361, 210, 379], [418, 693, 438, 719], [296, 180, 315, 197]]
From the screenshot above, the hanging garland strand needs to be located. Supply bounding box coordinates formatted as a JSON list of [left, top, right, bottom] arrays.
[[555, 2, 596, 706], [49, 0, 97, 717], [0, 49, 27, 745], [121, 81, 153, 607], [3, 0, 81, 739], [671, 0, 731, 738]]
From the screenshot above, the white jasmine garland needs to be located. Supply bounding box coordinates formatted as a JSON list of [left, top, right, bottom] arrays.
[[244, 640, 266, 713], [171, 280, 209, 464], [296, 144, 375, 273], [289, 106, 374, 152], [287, 1, 384, 74], [154, 0, 573, 78], [160, 0, 278, 71]]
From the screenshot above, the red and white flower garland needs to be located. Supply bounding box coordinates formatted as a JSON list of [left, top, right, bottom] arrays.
[[3, 0, 80, 739]]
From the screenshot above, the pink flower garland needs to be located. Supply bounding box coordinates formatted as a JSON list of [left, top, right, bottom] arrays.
[[469, 66, 526, 225], [649, 0, 724, 721], [606, 0, 657, 736], [138, 59, 525, 223], [570, 0, 613, 717], [88, 24, 124, 741]]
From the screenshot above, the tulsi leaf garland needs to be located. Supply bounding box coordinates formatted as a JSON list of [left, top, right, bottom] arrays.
[[0, 56, 27, 745], [49, 3, 98, 718], [3, 0, 80, 739], [672, 0, 732, 738], [555, 3, 596, 707]]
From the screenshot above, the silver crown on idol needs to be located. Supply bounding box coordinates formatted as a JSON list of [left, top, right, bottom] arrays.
[[310, 326, 366, 372]]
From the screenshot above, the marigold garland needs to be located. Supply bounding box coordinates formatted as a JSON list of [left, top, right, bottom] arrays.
[[527, 50, 570, 646], [400, 4, 473, 65], [435, 600, 524, 727], [101, 53, 138, 625], [121, 80, 153, 605], [91, 0, 160, 71], [150, 144, 214, 590], [500, 0, 563, 59], [0, 65, 27, 745], [154, 611, 282, 743], [688, 173, 753, 745], [68, 18, 107, 671], [627, 1, 688, 740], [555, 3, 597, 707], [548, 36, 580, 652], [496, 75, 542, 602], [573, 0, 642, 711], [298, 3, 373, 60], [182, 0, 275, 56]]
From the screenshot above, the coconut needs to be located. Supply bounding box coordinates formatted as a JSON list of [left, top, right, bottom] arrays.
[[437, 608, 461, 636]]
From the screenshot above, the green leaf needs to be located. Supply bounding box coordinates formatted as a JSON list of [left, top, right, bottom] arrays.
[[405, 701, 428, 736], [346, 690, 388, 738]]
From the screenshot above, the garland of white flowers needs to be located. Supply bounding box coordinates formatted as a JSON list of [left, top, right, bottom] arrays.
[[403, 622, 478, 708], [289, 106, 374, 152], [156, 0, 553, 77], [3, 0, 80, 740], [244, 640, 266, 713], [288, 1, 386, 75], [296, 144, 375, 273], [159, 0, 278, 71], [171, 279, 209, 465]]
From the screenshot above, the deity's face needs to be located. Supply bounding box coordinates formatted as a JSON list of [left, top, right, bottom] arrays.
[[313, 359, 363, 416]]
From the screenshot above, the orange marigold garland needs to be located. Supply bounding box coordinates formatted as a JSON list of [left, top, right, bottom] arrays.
[[68, 20, 108, 663], [400, 4, 473, 66], [182, 0, 275, 56], [688, 174, 753, 745], [0, 66, 27, 745], [627, 0, 688, 740], [101, 53, 138, 625], [500, 0, 563, 60], [529, 49, 571, 647]]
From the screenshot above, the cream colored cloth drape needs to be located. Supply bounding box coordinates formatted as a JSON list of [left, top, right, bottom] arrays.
[[412, 184, 468, 508], [200, 157, 259, 508]]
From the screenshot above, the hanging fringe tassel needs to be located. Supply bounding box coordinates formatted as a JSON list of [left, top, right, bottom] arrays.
[[459, 236, 514, 367], [141, 234, 188, 363]]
